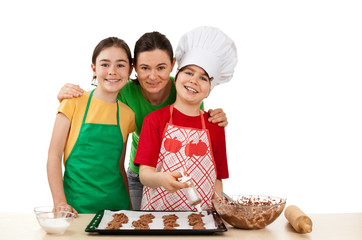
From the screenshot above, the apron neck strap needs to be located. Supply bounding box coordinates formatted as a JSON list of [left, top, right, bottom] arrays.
[[116, 99, 120, 126], [169, 104, 206, 129], [82, 89, 120, 126], [169, 104, 174, 124], [82, 89, 95, 124]]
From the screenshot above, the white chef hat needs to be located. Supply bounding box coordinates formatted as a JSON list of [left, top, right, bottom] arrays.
[[176, 26, 238, 90]]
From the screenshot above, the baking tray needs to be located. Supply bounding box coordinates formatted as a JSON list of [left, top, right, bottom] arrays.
[[85, 210, 227, 235]]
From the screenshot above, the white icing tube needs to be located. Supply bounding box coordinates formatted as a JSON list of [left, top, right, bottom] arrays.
[[179, 172, 202, 209]]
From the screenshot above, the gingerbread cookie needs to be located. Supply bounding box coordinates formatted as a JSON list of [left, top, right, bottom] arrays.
[[105, 212, 129, 230], [162, 214, 180, 229], [132, 213, 155, 229], [188, 213, 205, 229]]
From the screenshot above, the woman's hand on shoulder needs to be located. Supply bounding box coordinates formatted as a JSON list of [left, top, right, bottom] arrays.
[[208, 108, 228, 127], [57, 83, 84, 102]]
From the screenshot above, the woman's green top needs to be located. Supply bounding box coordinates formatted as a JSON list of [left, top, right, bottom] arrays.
[[117, 77, 176, 174]]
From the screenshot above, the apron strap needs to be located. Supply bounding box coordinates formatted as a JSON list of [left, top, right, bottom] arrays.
[[169, 104, 206, 129], [81, 89, 95, 124], [200, 111, 206, 129], [116, 100, 120, 126], [82, 89, 120, 126], [169, 104, 174, 124]]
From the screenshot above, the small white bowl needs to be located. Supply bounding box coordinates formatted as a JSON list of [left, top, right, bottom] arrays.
[[35, 211, 75, 234]]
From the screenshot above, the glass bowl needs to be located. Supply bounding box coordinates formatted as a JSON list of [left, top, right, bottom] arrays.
[[34, 208, 74, 234], [33, 206, 70, 215], [213, 195, 286, 229]]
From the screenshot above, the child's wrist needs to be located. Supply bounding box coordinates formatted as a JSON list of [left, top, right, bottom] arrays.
[[157, 172, 169, 189], [54, 199, 68, 206]]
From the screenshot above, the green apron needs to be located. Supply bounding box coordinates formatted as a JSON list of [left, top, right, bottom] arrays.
[[63, 89, 130, 213]]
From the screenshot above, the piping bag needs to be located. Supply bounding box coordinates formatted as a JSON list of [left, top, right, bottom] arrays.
[[179, 172, 202, 212]]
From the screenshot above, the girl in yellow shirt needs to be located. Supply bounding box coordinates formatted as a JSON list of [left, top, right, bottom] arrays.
[[47, 37, 135, 215]]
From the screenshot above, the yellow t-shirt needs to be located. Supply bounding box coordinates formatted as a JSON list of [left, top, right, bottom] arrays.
[[58, 91, 135, 163]]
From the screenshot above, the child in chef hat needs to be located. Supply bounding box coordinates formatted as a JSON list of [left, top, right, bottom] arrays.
[[134, 26, 238, 211]]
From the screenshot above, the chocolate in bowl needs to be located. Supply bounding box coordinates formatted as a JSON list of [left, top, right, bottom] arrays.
[[213, 195, 286, 229]]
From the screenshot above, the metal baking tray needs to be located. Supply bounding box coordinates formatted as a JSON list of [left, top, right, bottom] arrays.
[[85, 210, 227, 235]]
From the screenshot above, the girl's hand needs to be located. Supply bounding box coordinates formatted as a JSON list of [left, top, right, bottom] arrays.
[[208, 108, 228, 127], [57, 83, 84, 102], [55, 202, 78, 217], [160, 172, 189, 193]]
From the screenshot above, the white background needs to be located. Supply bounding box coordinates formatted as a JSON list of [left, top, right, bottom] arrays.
[[0, 0, 361, 214]]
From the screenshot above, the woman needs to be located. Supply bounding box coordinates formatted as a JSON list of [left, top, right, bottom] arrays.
[[57, 31, 228, 210]]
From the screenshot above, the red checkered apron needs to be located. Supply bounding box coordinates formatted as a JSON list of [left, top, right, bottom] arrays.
[[141, 105, 217, 211]]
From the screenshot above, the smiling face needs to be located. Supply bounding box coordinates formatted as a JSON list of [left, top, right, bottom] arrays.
[[135, 49, 175, 95], [175, 65, 211, 107], [92, 46, 132, 95]]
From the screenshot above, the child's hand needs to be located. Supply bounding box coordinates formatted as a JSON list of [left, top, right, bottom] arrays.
[[208, 108, 228, 127], [57, 83, 84, 102], [160, 172, 189, 193], [55, 202, 78, 217]]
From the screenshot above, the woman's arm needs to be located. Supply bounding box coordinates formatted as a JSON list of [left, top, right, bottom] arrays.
[[57, 83, 84, 102], [207, 108, 228, 127], [47, 113, 78, 216], [139, 165, 188, 193]]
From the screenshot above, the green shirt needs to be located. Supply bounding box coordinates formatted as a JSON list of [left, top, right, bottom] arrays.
[[117, 78, 177, 174]]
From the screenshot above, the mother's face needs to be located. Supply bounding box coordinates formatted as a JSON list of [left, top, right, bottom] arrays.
[[135, 49, 176, 95]]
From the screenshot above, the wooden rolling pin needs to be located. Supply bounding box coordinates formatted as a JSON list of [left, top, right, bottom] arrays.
[[284, 205, 313, 233]]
